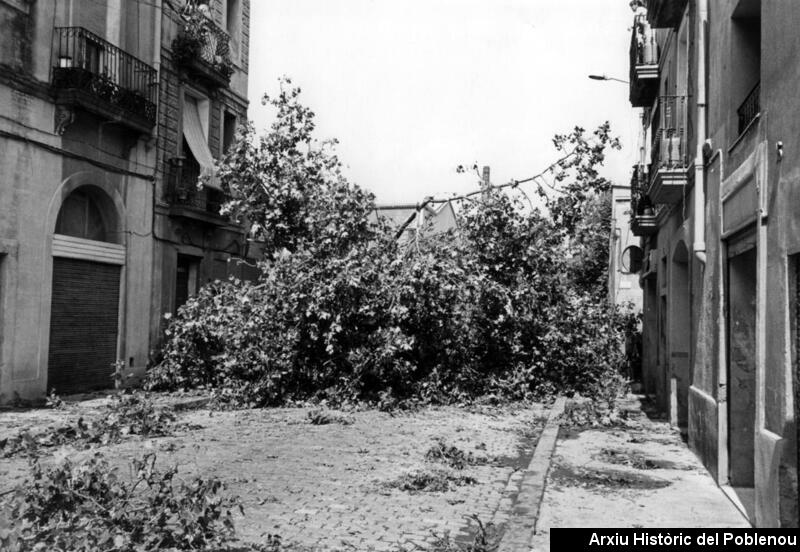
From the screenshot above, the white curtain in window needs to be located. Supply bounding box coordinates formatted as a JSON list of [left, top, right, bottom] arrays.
[[182, 96, 222, 190]]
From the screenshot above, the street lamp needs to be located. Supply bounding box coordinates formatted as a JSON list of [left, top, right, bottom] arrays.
[[588, 74, 629, 84]]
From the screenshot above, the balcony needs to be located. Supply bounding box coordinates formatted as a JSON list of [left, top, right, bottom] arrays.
[[629, 14, 659, 107], [172, 10, 233, 88], [630, 165, 658, 236], [51, 27, 157, 134], [736, 81, 760, 136], [167, 157, 227, 225], [646, 0, 688, 28], [648, 95, 690, 204]]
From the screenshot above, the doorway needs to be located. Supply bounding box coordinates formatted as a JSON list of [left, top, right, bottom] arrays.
[[669, 241, 691, 429], [48, 187, 123, 394], [175, 254, 199, 312], [726, 241, 757, 513]]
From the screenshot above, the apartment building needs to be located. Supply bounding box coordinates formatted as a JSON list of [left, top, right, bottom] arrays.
[[609, 183, 642, 310], [628, 0, 799, 527], [151, 0, 255, 345], [0, 0, 251, 401]]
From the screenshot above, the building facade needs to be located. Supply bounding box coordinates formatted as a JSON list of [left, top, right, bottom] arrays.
[[151, 0, 255, 350], [374, 201, 458, 243], [609, 183, 643, 310], [628, 0, 799, 527], [0, 0, 250, 402]]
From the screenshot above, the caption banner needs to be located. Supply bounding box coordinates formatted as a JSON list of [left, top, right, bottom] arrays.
[[551, 529, 799, 550]]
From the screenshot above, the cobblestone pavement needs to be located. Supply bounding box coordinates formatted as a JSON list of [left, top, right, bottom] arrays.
[[0, 401, 547, 551]]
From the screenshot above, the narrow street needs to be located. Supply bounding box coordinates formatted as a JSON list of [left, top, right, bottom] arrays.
[[0, 393, 750, 551], [3, 0, 799, 547]]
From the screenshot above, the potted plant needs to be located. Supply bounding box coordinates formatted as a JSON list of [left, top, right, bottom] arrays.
[[172, 6, 235, 83]]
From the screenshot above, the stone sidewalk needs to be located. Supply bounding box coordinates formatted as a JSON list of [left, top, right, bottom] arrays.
[[524, 395, 750, 551]]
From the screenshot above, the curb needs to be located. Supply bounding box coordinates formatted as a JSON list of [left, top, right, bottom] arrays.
[[497, 396, 566, 552]]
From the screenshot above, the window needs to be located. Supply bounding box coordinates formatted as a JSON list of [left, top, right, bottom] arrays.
[[225, 0, 240, 60], [81, 36, 105, 75], [177, 93, 224, 209], [55, 189, 109, 242], [181, 93, 217, 185], [184, 93, 209, 142], [180, 136, 202, 198], [731, 1, 761, 136], [222, 110, 237, 155], [175, 254, 199, 310]]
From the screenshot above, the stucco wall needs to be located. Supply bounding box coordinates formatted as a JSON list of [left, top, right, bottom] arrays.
[[0, 0, 159, 402], [0, 138, 60, 402], [0, 140, 154, 400], [643, 0, 800, 527], [747, 1, 800, 528]]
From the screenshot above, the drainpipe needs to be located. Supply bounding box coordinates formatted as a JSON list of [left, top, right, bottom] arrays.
[[151, 0, 163, 141], [693, 0, 708, 265], [153, 0, 162, 75]]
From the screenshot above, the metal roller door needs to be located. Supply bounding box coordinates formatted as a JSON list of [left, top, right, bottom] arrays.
[[47, 257, 121, 394]]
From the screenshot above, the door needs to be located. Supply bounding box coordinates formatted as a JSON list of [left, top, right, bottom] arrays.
[[47, 257, 121, 394], [727, 245, 757, 487]]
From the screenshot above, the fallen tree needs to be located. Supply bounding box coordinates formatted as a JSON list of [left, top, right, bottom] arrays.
[[145, 79, 636, 407]]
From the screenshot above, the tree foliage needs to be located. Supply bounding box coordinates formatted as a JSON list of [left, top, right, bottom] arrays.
[[0, 453, 238, 552], [146, 81, 634, 407], [217, 79, 378, 258], [1, 393, 175, 458], [568, 193, 613, 300]]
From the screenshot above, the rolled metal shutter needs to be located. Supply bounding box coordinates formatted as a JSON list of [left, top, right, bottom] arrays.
[[47, 257, 121, 394]]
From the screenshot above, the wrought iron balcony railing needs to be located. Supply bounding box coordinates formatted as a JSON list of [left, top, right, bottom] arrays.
[[628, 13, 659, 107], [196, 19, 231, 68], [632, 14, 658, 67], [737, 81, 760, 136], [630, 165, 653, 215], [630, 164, 658, 236], [651, 95, 689, 170], [51, 27, 157, 130], [646, 95, 690, 204], [172, 9, 233, 87], [167, 157, 225, 223]]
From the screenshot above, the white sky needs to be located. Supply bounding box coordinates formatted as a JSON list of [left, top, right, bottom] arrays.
[[247, 0, 640, 205]]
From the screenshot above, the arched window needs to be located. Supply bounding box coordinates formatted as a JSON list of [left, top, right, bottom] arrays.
[[55, 188, 114, 243]]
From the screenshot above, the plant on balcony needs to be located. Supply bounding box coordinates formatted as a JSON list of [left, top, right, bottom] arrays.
[[172, 8, 234, 81], [116, 88, 149, 116], [632, 186, 654, 216], [87, 74, 118, 103]]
